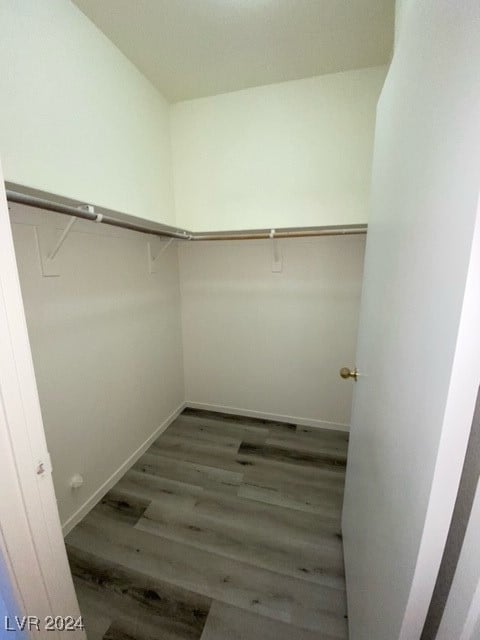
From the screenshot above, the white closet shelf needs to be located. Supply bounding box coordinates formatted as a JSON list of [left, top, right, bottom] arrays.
[[5, 183, 367, 242]]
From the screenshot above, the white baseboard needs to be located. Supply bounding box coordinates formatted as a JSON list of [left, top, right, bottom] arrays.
[[61, 401, 186, 537], [184, 401, 350, 433]]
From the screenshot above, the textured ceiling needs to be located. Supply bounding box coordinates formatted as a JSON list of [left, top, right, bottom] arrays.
[[72, 0, 395, 102]]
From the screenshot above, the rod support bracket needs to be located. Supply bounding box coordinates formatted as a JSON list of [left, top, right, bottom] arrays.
[[270, 229, 282, 272], [78, 204, 103, 223], [34, 204, 93, 276], [148, 238, 174, 273]]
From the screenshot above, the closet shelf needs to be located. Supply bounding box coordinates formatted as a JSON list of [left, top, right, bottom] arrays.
[[6, 185, 367, 242]]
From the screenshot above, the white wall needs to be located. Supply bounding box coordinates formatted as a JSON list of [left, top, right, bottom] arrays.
[[0, 0, 175, 225], [171, 67, 386, 232], [0, 1, 385, 233], [179, 235, 365, 428], [10, 205, 184, 531], [395, 0, 410, 46]]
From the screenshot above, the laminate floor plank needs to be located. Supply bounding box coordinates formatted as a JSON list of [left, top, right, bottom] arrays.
[[240, 465, 344, 518], [236, 449, 347, 486], [297, 425, 349, 443], [99, 490, 151, 525], [149, 439, 242, 473], [67, 408, 349, 640], [239, 442, 347, 470], [265, 438, 348, 461], [153, 433, 241, 456], [238, 484, 343, 518], [266, 431, 348, 457], [181, 408, 295, 432], [116, 469, 205, 511], [166, 420, 244, 449], [133, 451, 243, 494], [73, 582, 113, 640], [168, 485, 341, 543], [67, 509, 347, 634], [200, 601, 345, 640], [136, 500, 345, 588], [74, 581, 201, 640], [102, 619, 185, 640], [169, 414, 270, 444], [242, 465, 345, 503], [67, 545, 210, 639], [172, 414, 269, 443]]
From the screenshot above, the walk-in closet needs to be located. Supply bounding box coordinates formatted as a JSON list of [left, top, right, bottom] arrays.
[[1, 2, 480, 640]]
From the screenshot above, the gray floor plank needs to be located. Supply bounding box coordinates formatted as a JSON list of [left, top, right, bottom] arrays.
[[239, 441, 347, 470], [166, 420, 244, 449], [149, 438, 243, 473], [136, 500, 345, 588], [134, 451, 243, 494], [67, 509, 347, 633], [266, 430, 348, 456], [154, 433, 241, 456], [266, 437, 348, 460], [240, 454, 344, 486], [116, 469, 205, 511], [200, 601, 346, 640], [297, 425, 349, 443], [75, 579, 202, 640], [240, 464, 344, 518], [67, 544, 211, 639], [238, 484, 343, 518], [173, 414, 269, 442], [242, 465, 344, 502], [74, 582, 113, 640], [99, 489, 151, 525], [181, 408, 296, 431], [237, 448, 347, 486], [168, 484, 342, 542]]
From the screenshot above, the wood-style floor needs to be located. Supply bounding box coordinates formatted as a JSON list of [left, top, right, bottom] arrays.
[[65, 408, 349, 640]]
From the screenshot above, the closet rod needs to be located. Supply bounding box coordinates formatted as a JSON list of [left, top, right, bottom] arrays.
[[6, 190, 190, 240], [192, 229, 366, 240], [6, 189, 367, 240]]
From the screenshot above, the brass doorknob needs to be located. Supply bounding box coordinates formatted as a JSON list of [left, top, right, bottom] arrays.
[[340, 367, 358, 381]]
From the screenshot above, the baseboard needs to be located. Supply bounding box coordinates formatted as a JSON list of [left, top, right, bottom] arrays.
[[184, 401, 350, 433], [61, 401, 186, 537]]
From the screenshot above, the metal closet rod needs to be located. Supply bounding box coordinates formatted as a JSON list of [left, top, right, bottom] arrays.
[[6, 189, 367, 240]]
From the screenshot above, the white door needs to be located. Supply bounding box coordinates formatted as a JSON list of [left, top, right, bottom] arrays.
[[342, 2, 480, 640], [0, 165, 84, 636]]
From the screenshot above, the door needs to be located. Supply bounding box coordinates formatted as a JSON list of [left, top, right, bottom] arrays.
[[0, 163, 84, 637], [341, 2, 480, 640]]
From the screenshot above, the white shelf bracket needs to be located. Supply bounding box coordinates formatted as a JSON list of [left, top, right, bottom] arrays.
[[47, 216, 77, 261], [34, 204, 94, 277], [148, 238, 174, 274], [270, 229, 282, 272]]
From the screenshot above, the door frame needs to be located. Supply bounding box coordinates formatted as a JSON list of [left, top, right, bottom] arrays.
[[403, 195, 480, 638], [0, 167, 84, 639]]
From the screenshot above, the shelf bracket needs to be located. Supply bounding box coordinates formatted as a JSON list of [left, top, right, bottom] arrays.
[[35, 204, 95, 277], [270, 229, 282, 273], [148, 238, 174, 273]]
